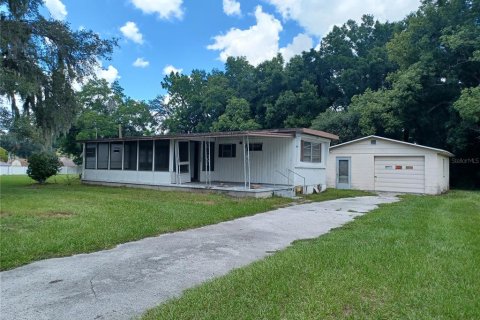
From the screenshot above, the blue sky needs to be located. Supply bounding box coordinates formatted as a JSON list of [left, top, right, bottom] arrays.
[[41, 0, 422, 101]]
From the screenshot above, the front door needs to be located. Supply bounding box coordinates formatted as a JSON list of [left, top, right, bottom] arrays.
[[175, 141, 190, 183], [336, 157, 351, 189]]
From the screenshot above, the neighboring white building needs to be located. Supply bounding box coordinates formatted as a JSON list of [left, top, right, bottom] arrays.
[[326, 135, 453, 195], [80, 128, 339, 197]]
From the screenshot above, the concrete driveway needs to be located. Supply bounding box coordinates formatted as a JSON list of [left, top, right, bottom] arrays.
[[0, 194, 398, 320]]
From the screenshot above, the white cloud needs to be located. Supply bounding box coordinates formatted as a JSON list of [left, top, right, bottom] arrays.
[[163, 65, 183, 75], [133, 57, 150, 68], [120, 22, 144, 44], [131, 0, 183, 20], [223, 0, 241, 16], [266, 0, 421, 37], [207, 6, 282, 66], [44, 0, 67, 20], [279, 33, 313, 62], [71, 61, 120, 91], [96, 65, 120, 84]]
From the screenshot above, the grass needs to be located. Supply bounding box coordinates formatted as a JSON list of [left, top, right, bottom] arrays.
[[143, 190, 480, 320], [304, 188, 374, 202], [0, 175, 291, 270], [0, 176, 367, 270]]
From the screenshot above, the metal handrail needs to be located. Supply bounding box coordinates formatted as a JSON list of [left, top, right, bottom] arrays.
[[274, 170, 291, 188], [287, 169, 306, 194]]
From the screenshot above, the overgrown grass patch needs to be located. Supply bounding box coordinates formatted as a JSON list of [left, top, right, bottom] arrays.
[[143, 190, 480, 319]]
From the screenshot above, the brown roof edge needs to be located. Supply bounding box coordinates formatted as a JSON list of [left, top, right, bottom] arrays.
[[77, 128, 339, 143], [298, 128, 339, 140]]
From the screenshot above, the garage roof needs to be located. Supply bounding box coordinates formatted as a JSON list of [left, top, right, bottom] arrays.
[[330, 135, 454, 157]]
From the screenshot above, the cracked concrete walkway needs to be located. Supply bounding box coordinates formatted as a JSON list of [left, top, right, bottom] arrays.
[[0, 194, 398, 320]]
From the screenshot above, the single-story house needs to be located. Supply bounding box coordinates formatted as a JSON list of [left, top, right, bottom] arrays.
[[326, 135, 453, 194], [79, 128, 339, 197]]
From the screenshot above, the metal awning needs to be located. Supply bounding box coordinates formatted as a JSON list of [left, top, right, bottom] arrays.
[[77, 128, 339, 143]]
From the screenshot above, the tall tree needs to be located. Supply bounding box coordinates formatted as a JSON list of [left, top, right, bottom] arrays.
[[60, 79, 155, 161], [211, 97, 260, 131], [0, 0, 116, 149]]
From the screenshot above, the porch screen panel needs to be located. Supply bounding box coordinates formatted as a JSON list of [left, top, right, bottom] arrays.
[[97, 143, 109, 169], [110, 143, 123, 169], [124, 141, 137, 170], [178, 142, 189, 162], [154, 140, 170, 171], [138, 140, 153, 171], [85, 143, 96, 169], [202, 142, 215, 171]]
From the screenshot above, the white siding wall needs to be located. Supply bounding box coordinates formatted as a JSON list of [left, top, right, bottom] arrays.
[[293, 134, 330, 192], [82, 135, 332, 193], [83, 170, 172, 185], [327, 138, 450, 194], [199, 137, 295, 185], [436, 154, 450, 193]]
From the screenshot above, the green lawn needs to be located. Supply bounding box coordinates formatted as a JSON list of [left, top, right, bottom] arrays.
[[0, 175, 291, 270], [0, 175, 366, 270], [303, 188, 374, 202], [143, 190, 480, 320]]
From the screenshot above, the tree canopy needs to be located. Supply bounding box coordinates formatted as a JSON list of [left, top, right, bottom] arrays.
[[0, 0, 116, 149], [1, 0, 478, 187], [152, 1, 478, 186]]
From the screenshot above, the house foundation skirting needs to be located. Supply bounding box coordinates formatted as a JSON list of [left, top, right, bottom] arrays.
[[82, 180, 294, 198]]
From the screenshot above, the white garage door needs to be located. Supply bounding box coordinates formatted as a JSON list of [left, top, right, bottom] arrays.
[[374, 156, 425, 193]]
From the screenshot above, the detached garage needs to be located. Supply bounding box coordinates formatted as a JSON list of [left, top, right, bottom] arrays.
[[326, 136, 453, 195]]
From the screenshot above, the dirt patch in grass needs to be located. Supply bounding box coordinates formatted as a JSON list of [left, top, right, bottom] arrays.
[[38, 211, 75, 218], [195, 200, 216, 205], [343, 304, 353, 317]]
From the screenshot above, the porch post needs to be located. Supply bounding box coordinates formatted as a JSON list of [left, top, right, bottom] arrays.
[[246, 135, 251, 189], [243, 136, 247, 190], [82, 143, 85, 178], [207, 137, 211, 186], [121, 141, 124, 171], [174, 139, 179, 184]]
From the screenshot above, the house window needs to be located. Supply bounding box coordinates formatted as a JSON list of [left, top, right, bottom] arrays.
[[154, 140, 170, 171], [97, 143, 109, 169], [110, 143, 123, 170], [406, 165, 413, 170], [123, 141, 137, 170], [202, 142, 215, 171], [385, 165, 393, 170], [138, 140, 153, 171], [395, 165, 402, 170], [219, 144, 236, 158], [249, 143, 263, 151], [371, 140, 377, 145], [301, 141, 322, 163], [85, 143, 96, 169]]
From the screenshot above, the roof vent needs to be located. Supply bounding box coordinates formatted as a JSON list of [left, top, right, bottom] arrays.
[[371, 139, 377, 145]]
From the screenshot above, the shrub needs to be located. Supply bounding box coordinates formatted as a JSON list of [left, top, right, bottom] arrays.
[[0, 147, 8, 162], [27, 152, 62, 184]]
